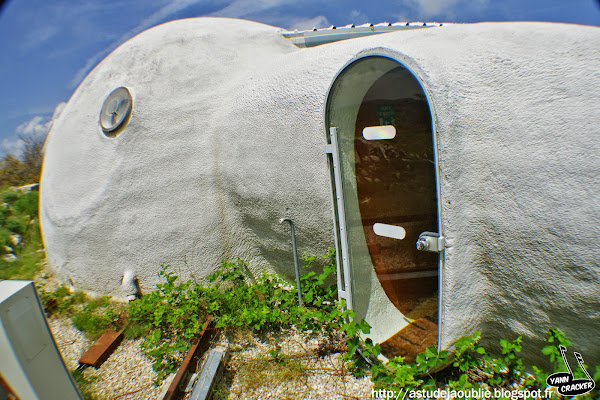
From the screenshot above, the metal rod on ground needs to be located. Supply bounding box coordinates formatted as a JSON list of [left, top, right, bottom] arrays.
[[280, 217, 303, 306]]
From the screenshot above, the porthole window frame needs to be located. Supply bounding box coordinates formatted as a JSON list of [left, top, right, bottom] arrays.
[[99, 86, 133, 137]]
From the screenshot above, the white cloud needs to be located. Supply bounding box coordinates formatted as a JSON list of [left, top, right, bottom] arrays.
[[209, 0, 293, 18], [20, 24, 60, 52], [397, 0, 490, 20], [69, 52, 108, 89], [135, 0, 208, 32], [1, 138, 25, 158], [68, 0, 336, 87], [50, 102, 67, 124], [2, 102, 66, 157], [15, 1, 125, 55], [407, 0, 460, 18], [70, 0, 206, 88], [16, 116, 47, 137], [348, 9, 369, 24], [210, 0, 335, 32], [287, 15, 330, 31]]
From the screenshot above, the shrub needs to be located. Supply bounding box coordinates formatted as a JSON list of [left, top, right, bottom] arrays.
[[0, 189, 43, 279], [0, 227, 12, 250], [12, 190, 38, 216], [1, 191, 18, 204], [38, 284, 124, 341], [0, 204, 10, 224], [5, 215, 28, 235]]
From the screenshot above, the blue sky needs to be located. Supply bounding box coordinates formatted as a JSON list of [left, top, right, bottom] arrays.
[[0, 0, 598, 156]]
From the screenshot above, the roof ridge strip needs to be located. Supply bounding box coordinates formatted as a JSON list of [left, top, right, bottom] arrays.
[[281, 22, 444, 47]]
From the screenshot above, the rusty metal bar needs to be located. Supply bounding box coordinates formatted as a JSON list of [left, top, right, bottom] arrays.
[[162, 316, 215, 400], [78, 329, 125, 369]]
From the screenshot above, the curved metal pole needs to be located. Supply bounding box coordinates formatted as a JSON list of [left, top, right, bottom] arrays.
[[280, 218, 303, 306]]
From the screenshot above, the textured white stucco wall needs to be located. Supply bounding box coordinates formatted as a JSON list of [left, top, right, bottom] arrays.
[[41, 18, 599, 363]]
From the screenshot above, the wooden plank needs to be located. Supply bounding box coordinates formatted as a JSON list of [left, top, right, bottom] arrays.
[[78, 329, 124, 368], [163, 316, 215, 400], [379, 318, 438, 363]]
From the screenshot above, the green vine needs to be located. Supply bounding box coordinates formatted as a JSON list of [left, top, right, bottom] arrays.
[[124, 250, 599, 396], [127, 249, 345, 383]]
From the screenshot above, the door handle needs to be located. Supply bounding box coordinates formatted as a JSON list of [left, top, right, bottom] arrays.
[[416, 232, 445, 253]]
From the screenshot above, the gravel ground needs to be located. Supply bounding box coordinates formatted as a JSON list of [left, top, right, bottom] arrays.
[[212, 328, 373, 400], [41, 266, 373, 400], [40, 265, 174, 399], [48, 316, 174, 400], [49, 316, 374, 400]]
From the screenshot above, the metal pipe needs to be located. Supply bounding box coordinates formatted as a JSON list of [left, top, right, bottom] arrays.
[[279, 218, 303, 306]]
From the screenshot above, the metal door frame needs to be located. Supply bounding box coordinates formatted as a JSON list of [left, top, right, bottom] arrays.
[[323, 53, 445, 347], [324, 127, 353, 309]]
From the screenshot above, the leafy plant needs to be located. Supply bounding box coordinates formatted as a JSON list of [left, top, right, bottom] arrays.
[[541, 328, 571, 365], [0, 188, 44, 280], [344, 324, 600, 399], [127, 264, 207, 382], [128, 249, 344, 384], [268, 343, 284, 363]]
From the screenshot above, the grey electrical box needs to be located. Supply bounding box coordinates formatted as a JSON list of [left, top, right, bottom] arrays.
[[0, 280, 82, 400]]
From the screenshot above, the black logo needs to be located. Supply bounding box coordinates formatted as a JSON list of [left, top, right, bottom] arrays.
[[546, 345, 595, 396]]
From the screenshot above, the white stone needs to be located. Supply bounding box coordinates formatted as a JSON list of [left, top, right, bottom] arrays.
[[10, 234, 21, 246], [2, 253, 17, 262]]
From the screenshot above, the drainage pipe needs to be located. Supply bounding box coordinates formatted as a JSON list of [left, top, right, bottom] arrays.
[[279, 218, 303, 307]]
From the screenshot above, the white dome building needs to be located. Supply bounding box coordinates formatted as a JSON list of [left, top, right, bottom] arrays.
[[40, 18, 600, 364]]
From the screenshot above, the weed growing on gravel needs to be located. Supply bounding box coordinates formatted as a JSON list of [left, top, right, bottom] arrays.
[[38, 284, 87, 314], [71, 297, 123, 340], [238, 352, 306, 391], [81, 247, 599, 396], [342, 322, 600, 399], [37, 284, 125, 340], [71, 369, 108, 400], [127, 249, 345, 383]]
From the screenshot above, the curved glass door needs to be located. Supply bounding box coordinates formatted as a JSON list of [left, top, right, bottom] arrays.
[[326, 56, 439, 360]]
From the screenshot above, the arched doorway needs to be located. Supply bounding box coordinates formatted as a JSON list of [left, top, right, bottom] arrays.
[[325, 56, 441, 360]]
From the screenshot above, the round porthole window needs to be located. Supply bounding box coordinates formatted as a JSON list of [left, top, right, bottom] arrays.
[[99, 87, 132, 136]]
